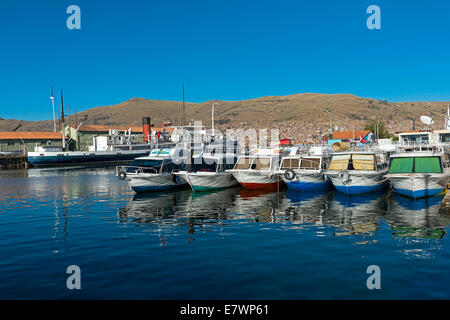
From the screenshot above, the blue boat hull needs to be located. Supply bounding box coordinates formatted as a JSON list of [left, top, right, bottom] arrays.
[[28, 152, 150, 166], [334, 182, 388, 195], [393, 187, 443, 199], [285, 180, 331, 191]]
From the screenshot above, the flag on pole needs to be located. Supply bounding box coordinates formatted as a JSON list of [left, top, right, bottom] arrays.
[[360, 133, 367, 144]]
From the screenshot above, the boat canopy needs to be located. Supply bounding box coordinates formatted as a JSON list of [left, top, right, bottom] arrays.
[[389, 156, 442, 174], [328, 153, 375, 171]]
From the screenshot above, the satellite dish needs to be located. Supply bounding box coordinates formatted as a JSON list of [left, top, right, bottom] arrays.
[[420, 115, 434, 125]]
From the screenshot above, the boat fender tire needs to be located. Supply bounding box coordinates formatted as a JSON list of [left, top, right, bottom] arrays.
[[284, 169, 296, 181], [338, 170, 350, 183], [118, 171, 127, 180]]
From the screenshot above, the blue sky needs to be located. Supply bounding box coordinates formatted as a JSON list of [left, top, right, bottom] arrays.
[[1, 0, 450, 120]]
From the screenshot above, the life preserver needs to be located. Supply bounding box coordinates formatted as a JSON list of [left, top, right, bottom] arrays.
[[118, 171, 127, 180], [284, 169, 296, 181], [338, 170, 350, 183]]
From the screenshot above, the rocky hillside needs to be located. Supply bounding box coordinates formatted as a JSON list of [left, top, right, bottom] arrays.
[[1, 93, 449, 132]]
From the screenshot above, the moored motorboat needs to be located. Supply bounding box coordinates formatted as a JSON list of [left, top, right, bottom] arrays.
[[227, 151, 283, 190], [116, 148, 187, 193], [175, 153, 239, 192], [386, 151, 449, 199], [325, 151, 389, 195], [278, 146, 331, 191]]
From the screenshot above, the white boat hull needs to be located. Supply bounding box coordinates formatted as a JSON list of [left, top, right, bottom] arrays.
[[327, 171, 388, 195], [126, 172, 187, 192], [388, 174, 446, 199], [229, 170, 282, 189], [177, 172, 238, 191]]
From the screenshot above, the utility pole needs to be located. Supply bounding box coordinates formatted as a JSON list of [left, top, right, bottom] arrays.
[[50, 87, 56, 132], [61, 89, 66, 150], [324, 108, 333, 133]]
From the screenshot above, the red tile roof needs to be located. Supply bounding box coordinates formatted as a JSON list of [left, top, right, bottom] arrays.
[[70, 124, 144, 133], [68, 124, 175, 134], [332, 130, 371, 140], [0, 132, 62, 140], [151, 127, 174, 133]]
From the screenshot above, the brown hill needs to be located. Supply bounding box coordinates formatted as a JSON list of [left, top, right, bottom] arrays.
[[1, 93, 449, 132]]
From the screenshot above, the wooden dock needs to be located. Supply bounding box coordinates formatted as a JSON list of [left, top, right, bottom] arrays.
[[0, 154, 28, 169]]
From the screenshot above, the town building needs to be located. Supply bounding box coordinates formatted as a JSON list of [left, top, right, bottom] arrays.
[[398, 129, 450, 145], [327, 130, 373, 147], [0, 132, 62, 153]]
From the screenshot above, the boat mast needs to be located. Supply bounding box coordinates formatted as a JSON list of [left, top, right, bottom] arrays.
[[211, 103, 216, 137], [61, 89, 66, 151], [50, 86, 56, 132], [182, 83, 186, 126]]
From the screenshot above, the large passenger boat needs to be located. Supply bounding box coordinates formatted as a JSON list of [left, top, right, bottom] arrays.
[[27, 130, 155, 167]]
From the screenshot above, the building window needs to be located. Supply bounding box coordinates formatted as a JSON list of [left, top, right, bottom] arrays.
[[440, 133, 450, 142], [7, 141, 15, 146]]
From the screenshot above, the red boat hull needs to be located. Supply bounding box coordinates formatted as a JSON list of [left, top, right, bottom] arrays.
[[239, 181, 284, 190]]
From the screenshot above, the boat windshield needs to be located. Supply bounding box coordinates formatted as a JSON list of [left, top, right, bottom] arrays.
[[389, 156, 442, 174], [280, 158, 300, 170], [131, 159, 163, 168], [161, 160, 185, 173], [234, 157, 252, 170], [192, 160, 218, 173], [300, 157, 320, 170], [252, 158, 271, 170]]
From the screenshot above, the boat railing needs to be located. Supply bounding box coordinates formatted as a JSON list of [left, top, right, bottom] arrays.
[[116, 166, 159, 175], [394, 141, 445, 153]]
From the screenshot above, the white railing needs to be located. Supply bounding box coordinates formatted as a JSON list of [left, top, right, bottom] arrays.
[[116, 166, 159, 175]]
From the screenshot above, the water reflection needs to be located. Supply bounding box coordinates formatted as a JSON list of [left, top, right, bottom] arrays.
[[116, 184, 450, 245], [5, 169, 450, 298], [2, 166, 450, 261], [328, 190, 388, 237], [384, 194, 450, 258], [387, 195, 449, 239]]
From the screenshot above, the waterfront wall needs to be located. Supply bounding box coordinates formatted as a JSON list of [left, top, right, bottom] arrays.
[[0, 154, 28, 169]]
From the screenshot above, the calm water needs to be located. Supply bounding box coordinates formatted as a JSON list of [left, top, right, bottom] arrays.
[[1, 167, 450, 299]]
